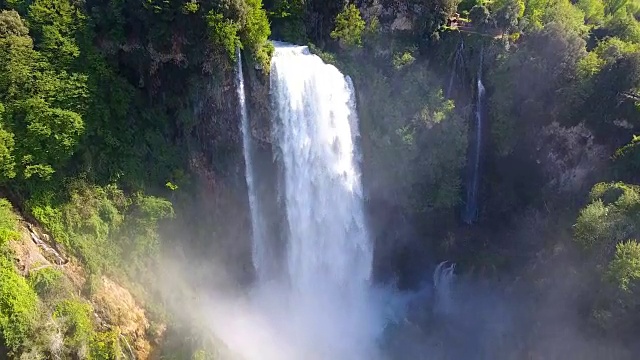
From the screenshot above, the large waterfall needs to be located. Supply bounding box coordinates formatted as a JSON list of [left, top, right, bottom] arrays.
[[224, 42, 383, 360], [269, 42, 372, 296]]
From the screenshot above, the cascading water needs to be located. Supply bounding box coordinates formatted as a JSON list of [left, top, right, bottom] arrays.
[[446, 40, 465, 99], [265, 41, 378, 358], [462, 49, 485, 224], [269, 42, 372, 295], [221, 42, 460, 360]]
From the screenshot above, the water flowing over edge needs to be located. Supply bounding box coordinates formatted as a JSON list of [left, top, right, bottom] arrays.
[[218, 43, 460, 360]]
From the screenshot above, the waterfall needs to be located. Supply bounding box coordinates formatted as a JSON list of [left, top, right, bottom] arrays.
[[463, 49, 485, 224], [222, 42, 462, 360], [236, 49, 269, 280], [433, 261, 456, 315], [270, 42, 371, 295], [446, 40, 465, 99], [234, 42, 380, 359]]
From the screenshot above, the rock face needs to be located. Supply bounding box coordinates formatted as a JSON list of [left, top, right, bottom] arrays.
[[243, 54, 273, 148], [537, 122, 608, 194], [92, 277, 152, 359]]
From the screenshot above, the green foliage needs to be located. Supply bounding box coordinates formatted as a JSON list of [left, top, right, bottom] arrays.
[[54, 299, 95, 354], [26, 180, 173, 277], [241, 0, 273, 70], [469, 5, 491, 28], [182, 0, 200, 14], [493, 0, 525, 32], [576, 0, 606, 25], [574, 183, 640, 251], [0, 9, 28, 37], [0, 198, 19, 244], [392, 51, 416, 69], [267, 0, 307, 43], [614, 135, 640, 178], [604, 0, 629, 15], [27, 0, 83, 67], [90, 329, 122, 360], [28, 266, 68, 299], [488, 21, 587, 155], [607, 240, 640, 292], [0, 256, 38, 353], [206, 11, 241, 60], [0, 199, 34, 353], [330, 4, 365, 47]]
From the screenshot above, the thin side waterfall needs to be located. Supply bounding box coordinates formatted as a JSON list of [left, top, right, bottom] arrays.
[[463, 49, 485, 224], [446, 40, 464, 99], [236, 49, 268, 280]]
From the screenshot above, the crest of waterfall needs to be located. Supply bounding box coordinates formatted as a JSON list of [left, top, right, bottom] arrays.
[[463, 48, 485, 224]]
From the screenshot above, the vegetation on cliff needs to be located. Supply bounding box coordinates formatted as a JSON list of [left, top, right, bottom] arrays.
[[0, 0, 271, 358], [281, 0, 640, 352]]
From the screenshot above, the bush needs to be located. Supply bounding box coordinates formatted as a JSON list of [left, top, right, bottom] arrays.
[[0, 256, 39, 353], [54, 299, 95, 356], [28, 266, 70, 300], [574, 183, 640, 250], [241, 0, 273, 70], [90, 329, 122, 360], [330, 4, 365, 47], [607, 240, 640, 292], [0, 198, 19, 245]]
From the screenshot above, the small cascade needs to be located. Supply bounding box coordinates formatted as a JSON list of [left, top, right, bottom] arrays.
[[446, 40, 465, 99], [462, 48, 485, 224], [433, 261, 456, 315]]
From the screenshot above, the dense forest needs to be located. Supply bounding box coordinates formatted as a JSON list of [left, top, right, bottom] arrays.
[[0, 0, 639, 358]]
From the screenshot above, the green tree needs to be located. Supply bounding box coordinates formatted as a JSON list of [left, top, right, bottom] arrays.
[[330, 4, 365, 47], [608, 240, 640, 292], [0, 104, 15, 181], [576, 0, 606, 25], [574, 183, 640, 252], [0, 257, 38, 353], [241, 0, 273, 70], [0, 9, 28, 37], [27, 0, 84, 68]]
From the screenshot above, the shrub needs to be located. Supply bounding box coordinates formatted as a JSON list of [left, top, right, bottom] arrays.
[[0, 257, 39, 352], [607, 240, 640, 292], [90, 329, 122, 360], [330, 4, 365, 47], [241, 0, 273, 70], [54, 299, 95, 356], [0, 198, 19, 245], [28, 266, 69, 300], [574, 183, 640, 250], [206, 11, 240, 59]]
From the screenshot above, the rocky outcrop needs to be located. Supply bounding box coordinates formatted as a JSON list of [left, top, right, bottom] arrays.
[[537, 122, 609, 194]]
